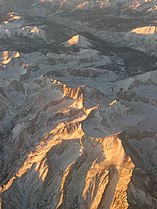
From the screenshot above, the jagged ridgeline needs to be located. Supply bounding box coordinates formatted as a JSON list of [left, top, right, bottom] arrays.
[[0, 1, 157, 209], [0, 77, 135, 209]]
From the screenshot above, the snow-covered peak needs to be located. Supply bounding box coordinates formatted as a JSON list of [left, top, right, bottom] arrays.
[[131, 26, 157, 35], [18, 26, 46, 39], [125, 25, 157, 55], [62, 34, 92, 48], [38, 0, 157, 12]]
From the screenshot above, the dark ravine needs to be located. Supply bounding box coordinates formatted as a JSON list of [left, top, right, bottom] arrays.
[[0, 1, 157, 209]]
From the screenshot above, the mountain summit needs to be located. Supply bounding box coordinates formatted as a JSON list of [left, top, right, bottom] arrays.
[[1, 1, 157, 209], [62, 34, 92, 48]]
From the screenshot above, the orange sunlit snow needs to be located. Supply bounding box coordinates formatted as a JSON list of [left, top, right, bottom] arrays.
[[2, 51, 20, 65]]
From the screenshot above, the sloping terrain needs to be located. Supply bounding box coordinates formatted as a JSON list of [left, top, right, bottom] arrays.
[[0, 2, 157, 209]]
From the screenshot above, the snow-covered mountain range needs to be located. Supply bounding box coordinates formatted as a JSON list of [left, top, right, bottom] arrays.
[[0, 1, 157, 209]]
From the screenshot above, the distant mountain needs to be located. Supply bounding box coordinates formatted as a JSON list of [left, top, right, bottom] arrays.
[[62, 34, 92, 48], [1, 1, 157, 209], [1, 0, 157, 15], [41, 0, 157, 13]]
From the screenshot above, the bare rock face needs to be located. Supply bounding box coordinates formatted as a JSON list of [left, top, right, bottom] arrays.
[[1, 2, 157, 209]]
